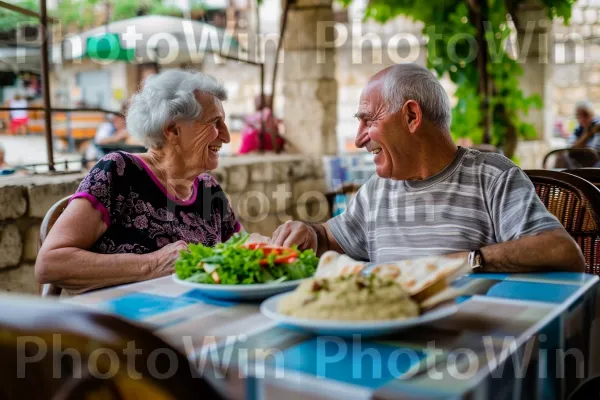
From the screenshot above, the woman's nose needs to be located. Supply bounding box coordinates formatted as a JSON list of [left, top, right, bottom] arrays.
[[220, 124, 231, 144]]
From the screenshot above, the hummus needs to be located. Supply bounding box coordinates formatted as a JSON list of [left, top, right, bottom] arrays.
[[278, 274, 420, 321]]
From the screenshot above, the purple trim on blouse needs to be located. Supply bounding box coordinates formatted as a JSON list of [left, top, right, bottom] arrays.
[[233, 221, 242, 233], [129, 153, 199, 206], [69, 192, 111, 228]]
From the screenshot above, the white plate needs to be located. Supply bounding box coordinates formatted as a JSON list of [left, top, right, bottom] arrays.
[[172, 274, 306, 300], [260, 293, 460, 337]]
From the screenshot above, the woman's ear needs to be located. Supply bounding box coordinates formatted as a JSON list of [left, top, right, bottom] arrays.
[[164, 122, 179, 142]]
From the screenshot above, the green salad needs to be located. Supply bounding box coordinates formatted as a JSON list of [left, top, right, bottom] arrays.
[[174, 233, 319, 285]]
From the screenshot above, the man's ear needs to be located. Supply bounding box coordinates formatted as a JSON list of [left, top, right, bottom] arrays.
[[402, 100, 422, 134], [163, 122, 179, 142]]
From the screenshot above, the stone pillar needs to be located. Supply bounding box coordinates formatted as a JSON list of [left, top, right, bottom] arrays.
[[515, 0, 554, 143], [282, 0, 338, 155]]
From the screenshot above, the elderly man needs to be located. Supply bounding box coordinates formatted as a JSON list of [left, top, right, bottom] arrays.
[[568, 100, 600, 150], [272, 64, 585, 273]]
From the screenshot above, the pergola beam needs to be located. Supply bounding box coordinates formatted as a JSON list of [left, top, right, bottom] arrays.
[[0, 1, 58, 23], [0, 0, 57, 171]]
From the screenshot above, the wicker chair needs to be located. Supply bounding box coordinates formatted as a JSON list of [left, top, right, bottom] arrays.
[[564, 168, 600, 189], [542, 148, 600, 169], [38, 196, 71, 297], [525, 170, 600, 276], [0, 294, 224, 400]]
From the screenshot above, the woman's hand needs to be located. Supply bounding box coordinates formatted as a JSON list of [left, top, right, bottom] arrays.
[[148, 240, 188, 279]]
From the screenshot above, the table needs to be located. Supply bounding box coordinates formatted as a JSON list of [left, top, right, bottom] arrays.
[[67, 272, 600, 400]]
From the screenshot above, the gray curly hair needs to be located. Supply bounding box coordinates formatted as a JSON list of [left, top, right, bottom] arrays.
[[126, 69, 228, 148]]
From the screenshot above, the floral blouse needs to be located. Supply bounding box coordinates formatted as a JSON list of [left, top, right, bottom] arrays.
[[70, 151, 241, 254]]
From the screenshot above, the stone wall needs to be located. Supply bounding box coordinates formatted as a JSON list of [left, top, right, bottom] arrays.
[[213, 155, 328, 235], [0, 173, 84, 295], [0, 155, 328, 295], [552, 0, 600, 137]]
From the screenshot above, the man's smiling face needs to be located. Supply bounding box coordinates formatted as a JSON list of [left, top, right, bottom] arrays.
[[354, 80, 407, 179]]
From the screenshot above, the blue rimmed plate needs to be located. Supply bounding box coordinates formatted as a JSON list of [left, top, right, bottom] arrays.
[[172, 274, 307, 301], [260, 292, 460, 337]]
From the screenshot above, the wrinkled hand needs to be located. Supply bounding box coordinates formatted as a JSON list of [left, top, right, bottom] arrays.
[[270, 221, 317, 251], [149, 240, 188, 278]]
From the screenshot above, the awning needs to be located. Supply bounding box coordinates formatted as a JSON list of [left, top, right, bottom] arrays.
[[60, 15, 249, 64]]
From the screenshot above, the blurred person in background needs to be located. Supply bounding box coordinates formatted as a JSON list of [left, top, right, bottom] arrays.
[[9, 94, 28, 135], [85, 106, 129, 165], [568, 100, 600, 150], [551, 101, 600, 168], [238, 94, 285, 154]]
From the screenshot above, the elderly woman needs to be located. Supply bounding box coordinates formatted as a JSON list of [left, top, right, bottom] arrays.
[[35, 70, 242, 294]]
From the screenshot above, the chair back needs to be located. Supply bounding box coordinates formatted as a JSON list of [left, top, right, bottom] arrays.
[[542, 148, 600, 169], [38, 196, 71, 297], [564, 168, 600, 189], [525, 170, 600, 276], [325, 183, 362, 218], [0, 294, 224, 400]]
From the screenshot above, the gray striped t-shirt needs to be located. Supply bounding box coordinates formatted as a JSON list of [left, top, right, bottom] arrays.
[[328, 147, 563, 263]]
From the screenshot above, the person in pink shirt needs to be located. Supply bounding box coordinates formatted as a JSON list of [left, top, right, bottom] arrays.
[[238, 94, 285, 154]]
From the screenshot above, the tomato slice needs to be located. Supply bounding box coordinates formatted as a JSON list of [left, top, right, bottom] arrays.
[[259, 250, 299, 265], [244, 242, 269, 251], [244, 243, 298, 265]]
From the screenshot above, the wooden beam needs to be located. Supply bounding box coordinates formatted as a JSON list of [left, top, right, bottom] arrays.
[[0, 0, 58, 23], [39, 0, 55, 171]]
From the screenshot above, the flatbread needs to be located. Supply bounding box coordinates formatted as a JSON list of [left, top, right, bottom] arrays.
[[369, 255, 469, 296], [315, 251, 366, 278], [315, 252, 470, 297]]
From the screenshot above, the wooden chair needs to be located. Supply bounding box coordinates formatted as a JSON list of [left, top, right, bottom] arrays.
[[38, 196, 71, 297], [0, 294, 225, 400], [542, 148, 600, 169], [525, 170, 600, 276], [564, 168, 600, 189]]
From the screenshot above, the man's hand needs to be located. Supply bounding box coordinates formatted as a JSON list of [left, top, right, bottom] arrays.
[[271, 221, 317, 252]]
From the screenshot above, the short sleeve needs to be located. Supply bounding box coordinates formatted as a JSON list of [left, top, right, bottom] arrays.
[[69, 152, 127, 227], [327, 183, 371, 261], [198, 174, 241, 243], [488, 167, 563, 243]]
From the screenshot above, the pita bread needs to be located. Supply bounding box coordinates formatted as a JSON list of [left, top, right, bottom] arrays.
[[370, 255, 470, 296], [315, 252, 470, 298], [315, 251, 366, 278]]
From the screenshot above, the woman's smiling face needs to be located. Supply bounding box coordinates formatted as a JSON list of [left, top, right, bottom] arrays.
[[177, 92, 231, 172]]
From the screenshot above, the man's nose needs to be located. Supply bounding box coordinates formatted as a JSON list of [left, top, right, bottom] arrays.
[[355, 125, 369, 148]]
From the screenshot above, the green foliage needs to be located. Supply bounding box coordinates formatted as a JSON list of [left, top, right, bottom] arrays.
[[0, 0, 196, 32], [0, 0, 38, 31], [342, 0, 574, 152]]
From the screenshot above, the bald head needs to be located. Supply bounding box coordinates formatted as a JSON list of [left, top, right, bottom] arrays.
[[367, 64, 452, 132]]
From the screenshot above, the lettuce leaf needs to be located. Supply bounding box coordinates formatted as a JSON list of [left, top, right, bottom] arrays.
[[174, 233, 318, 285]]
